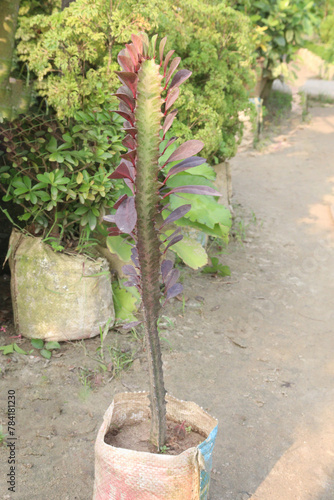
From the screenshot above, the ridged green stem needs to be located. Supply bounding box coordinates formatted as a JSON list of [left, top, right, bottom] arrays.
[[135, 59, 166, 449]]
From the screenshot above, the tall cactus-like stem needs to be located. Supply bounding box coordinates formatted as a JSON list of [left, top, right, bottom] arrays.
[[105, 33, 220, 450], [135, 60, 166, 447]]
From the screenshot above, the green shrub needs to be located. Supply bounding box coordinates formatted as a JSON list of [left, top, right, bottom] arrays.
[[231, 0, 318, 82], [0, 111, 124, 249], [156, 0, 255, 163], [16, 0, 161, 118]]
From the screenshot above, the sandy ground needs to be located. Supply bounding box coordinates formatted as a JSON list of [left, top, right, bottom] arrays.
[[1, 102, 334, 499]]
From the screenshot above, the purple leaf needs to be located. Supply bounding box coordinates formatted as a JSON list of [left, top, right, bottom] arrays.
[[123, 279, 139, 288], [113, 110, 135, 126], [103, 214, 116, 223], [115, 196, 137, 233], [160, 204, 191, 229], [162, 109, 178, 137], [164, 57, 181, 89], [161, 259, 173, 281], [122, 134, 136, 150], [166, 282, 183, 300], [125, 44, 139, 68], [164, 234, 183, 252], [165, 88, 179, 113], [109, 162, 134, 181], [165, 156, 206, 178], [114, 194, 128, 209], [121, 150, 136, 165], [163, 185, 222, 198], [114, 93, 135, 112], [122, 264, 137, 276], [117, 55, 135, 73], [165, 268, 180, 291], [165, 227, 182, 241], [166, 140, 204, 164], [159, 37, 167, 66], [163, 50, 175, 77], [115, 72, 138, 98], [131, 247, 139, 267], [168, 69, 192, 92], [123, 126, 137, 139], [131, 34, 143, 56], [124, 177, 135, 195]]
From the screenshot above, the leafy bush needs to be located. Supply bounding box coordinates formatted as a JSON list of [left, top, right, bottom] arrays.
[[318, 14, 334, 62], [156, 0, 255, 163], [16, 0, 255, 163], [0, 111, 124, 250], [16, 0, 161, 118], [231, 0, 318, 84]]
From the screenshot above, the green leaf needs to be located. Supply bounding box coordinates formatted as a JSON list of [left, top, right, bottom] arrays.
[[88, 211, 97, 230], [202, 258, 231, 276], [106, 235, 132, 262], [36, 173, 51, 184], [72, 125, 82, 133], [14, 187, 29, 196], [274, 36, 286, 47], [169, 192, 231, 230], [35, 191, 51, 202], [40, 349, 52, 359], [171, 235, 208, 269], [74, 206, 89, 215], [31, 338, 44, 349], [19, 213, 32, 221], [285, 29, 294, 43], [49, 153, 64, 163], [1, 344, 14, 355], [112, 282, 138, 322], [62, 133, 72, 143], [51, 186, 58, 200], [13, 343, 27, 355], [166, 173, 214, 189], [46, 136, 57, 153], [29, 192, 37, 204], [45, 341, 60, 350], [23, 176, 32, 189]]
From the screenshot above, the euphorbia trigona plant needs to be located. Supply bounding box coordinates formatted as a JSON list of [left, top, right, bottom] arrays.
[[105, 33, 220, 450]]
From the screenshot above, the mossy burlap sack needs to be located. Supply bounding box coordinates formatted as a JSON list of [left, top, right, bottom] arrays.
[[93, 392, 218, 500], [9, 229, 114, 341]]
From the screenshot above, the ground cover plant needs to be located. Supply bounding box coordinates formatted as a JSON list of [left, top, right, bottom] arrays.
[[104, 32, 221, 448]]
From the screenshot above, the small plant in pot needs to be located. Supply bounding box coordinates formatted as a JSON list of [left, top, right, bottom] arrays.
[[94, 33, 219, 499]]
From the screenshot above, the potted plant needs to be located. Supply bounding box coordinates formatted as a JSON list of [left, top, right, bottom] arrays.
[[0, 111, 125, 341], [93, 33, 219, 499]]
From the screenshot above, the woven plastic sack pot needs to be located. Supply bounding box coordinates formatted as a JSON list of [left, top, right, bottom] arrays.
[[9, 229, 114, 341], [93, 392, 218, 500]]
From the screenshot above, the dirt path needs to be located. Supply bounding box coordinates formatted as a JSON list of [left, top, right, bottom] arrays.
[[1, 104, 334, 500]]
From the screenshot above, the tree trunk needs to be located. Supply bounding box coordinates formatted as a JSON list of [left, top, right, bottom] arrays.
[[61, 0, 76, 10], [0, 0, 20, 120], [260, 78, 274, 105]]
